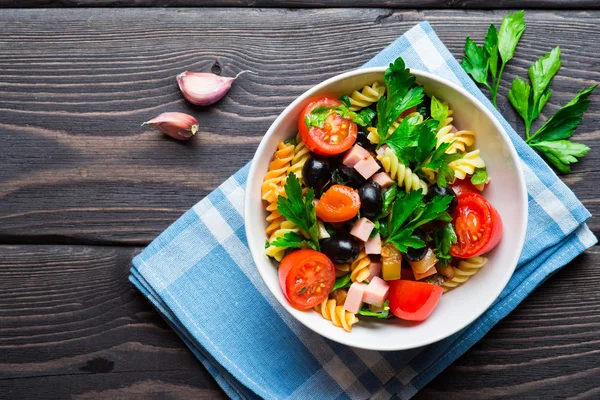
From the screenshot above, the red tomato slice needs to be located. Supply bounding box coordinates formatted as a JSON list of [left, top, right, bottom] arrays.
[[450, 192, 503, 258], [388, 280, 443, 321], [298, 96, 358, 155], [316, 185, 360, 222], [278, 249, 335, 310], [450, 179, 479, 196]]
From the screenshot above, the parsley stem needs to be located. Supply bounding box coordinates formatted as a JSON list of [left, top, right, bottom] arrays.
[[491, 63, 506, 109]]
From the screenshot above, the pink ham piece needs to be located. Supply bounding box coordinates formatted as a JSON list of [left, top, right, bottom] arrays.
[[342, 144, 370, 168], [365, 233, 381, 254], [376, 144, 389, 157], [344, 282, 367, 314], [413, 265, 437, 281], [367, 261, 382, 282], [450, 125, 458, 133], [350, 217, 375, 242], [363, 276, 390, 307], [354, 155, 381, 179], [371, 172, 394, 189]]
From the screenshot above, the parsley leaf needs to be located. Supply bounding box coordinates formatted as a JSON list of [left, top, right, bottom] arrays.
[[305, 104, 376, 129], [377, 183, 399, 219], [377, 114, 421, 163], [386, 190, 453, 252], [332, 274, 352, 291], [462, 37, 491, 90], [498, 10, 526, 67], [430, 96, 449, 128], [433, 224, 457, 267], [339, 94, 351, 107], [471, 168, 488, 185], [269, 231, 317, 251], [358, 300, 390, 319], [530, 140, 590, 173], [376, 58, 425, 141], [419, 141, 463, 187], [277, 172, 320, 250], [485, 24, 499, 80]]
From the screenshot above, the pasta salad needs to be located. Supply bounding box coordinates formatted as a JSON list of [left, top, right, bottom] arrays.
[[261, 57, 503, 332]]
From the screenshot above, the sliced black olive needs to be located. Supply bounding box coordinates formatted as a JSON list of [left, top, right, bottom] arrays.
[[356, 129, 376, 152], [425, 184, 458, 214], [405, 229, 429, 261], [358, 181, 383, 220], [302, 155, 332, 192], [417, 94, 432, 120], [330, 165, 366, 190], [320, 234, 360, 264]]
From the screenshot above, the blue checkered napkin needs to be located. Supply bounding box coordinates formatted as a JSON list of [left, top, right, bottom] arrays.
[[130, 21, 596, 400]]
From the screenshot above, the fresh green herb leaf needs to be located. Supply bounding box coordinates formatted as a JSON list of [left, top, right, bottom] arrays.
[[339, 94, 351, 107], [283, 137, 297, 146], [377, 183, 399, 219], [421, 142, 463, 187], [430, 96, 449, 128], [332, 274, 352, 291], [298, 287, 307, 294], [370, 221, 380, 238], [414, 120, 440, 167], [356, 107, 377, 126], [530, 140, 591, 173], [485, 24, 499, 80], [358, 300, 390, 319], [471, 168, 488, 185], [498, 10, 526, 66], [306, 105, 335, 129], [508, 77, 532, 132], [462, 37, 491, 90], [306, 104, 376, 129], [379, 220, 389, 239], [269, 231, 310, 250], [434, 224, 457, 267], [386, 190, 453, 252], [265, 240, 270, 249], [277, 172, 320, 250], [377, 115, 421, 163]]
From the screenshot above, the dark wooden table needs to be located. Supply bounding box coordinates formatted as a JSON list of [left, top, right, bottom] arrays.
[[1, 4, 599, 399]]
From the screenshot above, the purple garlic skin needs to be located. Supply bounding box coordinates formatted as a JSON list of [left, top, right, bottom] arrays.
[[177, 70, 255, 106], [142, 112, 199, 140]]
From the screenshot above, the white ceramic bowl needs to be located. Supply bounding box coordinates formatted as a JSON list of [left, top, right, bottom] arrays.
[[245, 67, 528, 351]]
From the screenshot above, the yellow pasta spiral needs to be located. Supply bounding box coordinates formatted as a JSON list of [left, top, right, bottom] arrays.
[[377, 147, 428, 194], [441, 256, 488, 292], [335, 264, 351, 278], [261, 141, 294, 203], [289, 135, 311, 184], [264, 220, 299, 261], [350, 249, 371, 282], [348, 82, 386, 111], [314, 298, 359, 332], [448, 149, 486, 181]]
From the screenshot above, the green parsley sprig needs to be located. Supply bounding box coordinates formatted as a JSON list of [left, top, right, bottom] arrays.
[[433, 224, 457, 267], [358, 300, 390, 319], [274, 172, 320, 251], [305, 104, 376, 130], [385, 189, 453, 252], [462, 10, 526, 108]]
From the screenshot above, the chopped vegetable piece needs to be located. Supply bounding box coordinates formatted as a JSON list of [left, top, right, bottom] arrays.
[[388, 280, 443, 321]]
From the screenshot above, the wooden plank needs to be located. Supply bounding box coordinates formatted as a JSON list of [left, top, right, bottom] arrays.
[[0, 244, 598, 398], [2, 0, 600, 9], [0, 9, 598, 245]]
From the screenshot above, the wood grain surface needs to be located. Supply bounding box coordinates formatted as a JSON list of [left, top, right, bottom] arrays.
[[1, 7, 599, 399], [2, 0, 600, 9], [0, 245, 598, 399]]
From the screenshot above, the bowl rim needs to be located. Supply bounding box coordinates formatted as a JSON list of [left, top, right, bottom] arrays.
[[244, 66, 528, 351]]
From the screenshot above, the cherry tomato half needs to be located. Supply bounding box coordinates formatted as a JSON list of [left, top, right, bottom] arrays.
[[388, 280, 443, 322], [278, 249, 335, 310], [450, 192, 503, 258], [298, 96, 358, 155], [450, 179, 479, 196], [316, 185, 361, 222]]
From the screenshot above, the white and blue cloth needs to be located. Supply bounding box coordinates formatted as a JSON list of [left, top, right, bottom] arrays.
[[130, 22, 596, 399]]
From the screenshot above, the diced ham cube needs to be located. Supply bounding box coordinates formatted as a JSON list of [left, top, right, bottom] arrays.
[[343, 144, 370, 168], [344, 282, 367, 314], [368, 261, 382, 282], [350, 217, 375, 242], [371, 172, 394, 189], [450, 125, 458, 133], [376, 144, 389, 157], [413, 265, 437, 281], [363, 276, 390, 307], [354, 155, 381, 179], [365, 233, 381, 254]]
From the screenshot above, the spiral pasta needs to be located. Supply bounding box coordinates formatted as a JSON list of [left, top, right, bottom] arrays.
[[335, 264, 351, 278], [264, 220, 300, 261], [314, 297, 359, 332], [262, 140, 295, 238], [350, 249, 371, 282], [348, 82, 386, 111], [441, 256, 488, 292], [448, 149, 486, 181], [288, 135, 311, 184], [377, 147, 428, 194]]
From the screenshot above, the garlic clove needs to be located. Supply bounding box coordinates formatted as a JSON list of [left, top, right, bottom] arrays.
[[177, 70, 256, 106], [142, 112, 199, 140]]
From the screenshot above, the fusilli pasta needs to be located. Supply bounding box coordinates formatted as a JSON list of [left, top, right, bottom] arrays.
[[314, 297, 359, 332], [348, 82, 385, 111], [264, 220, 300, 261], [262, 140, 295, 239], [289, 135, 311, 184], [448, 149, 486, 181], [350, 249, 371, 282], [441, 256, 488, 292], [335, 264, 351, 278], [377, 147, 428, 194]]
